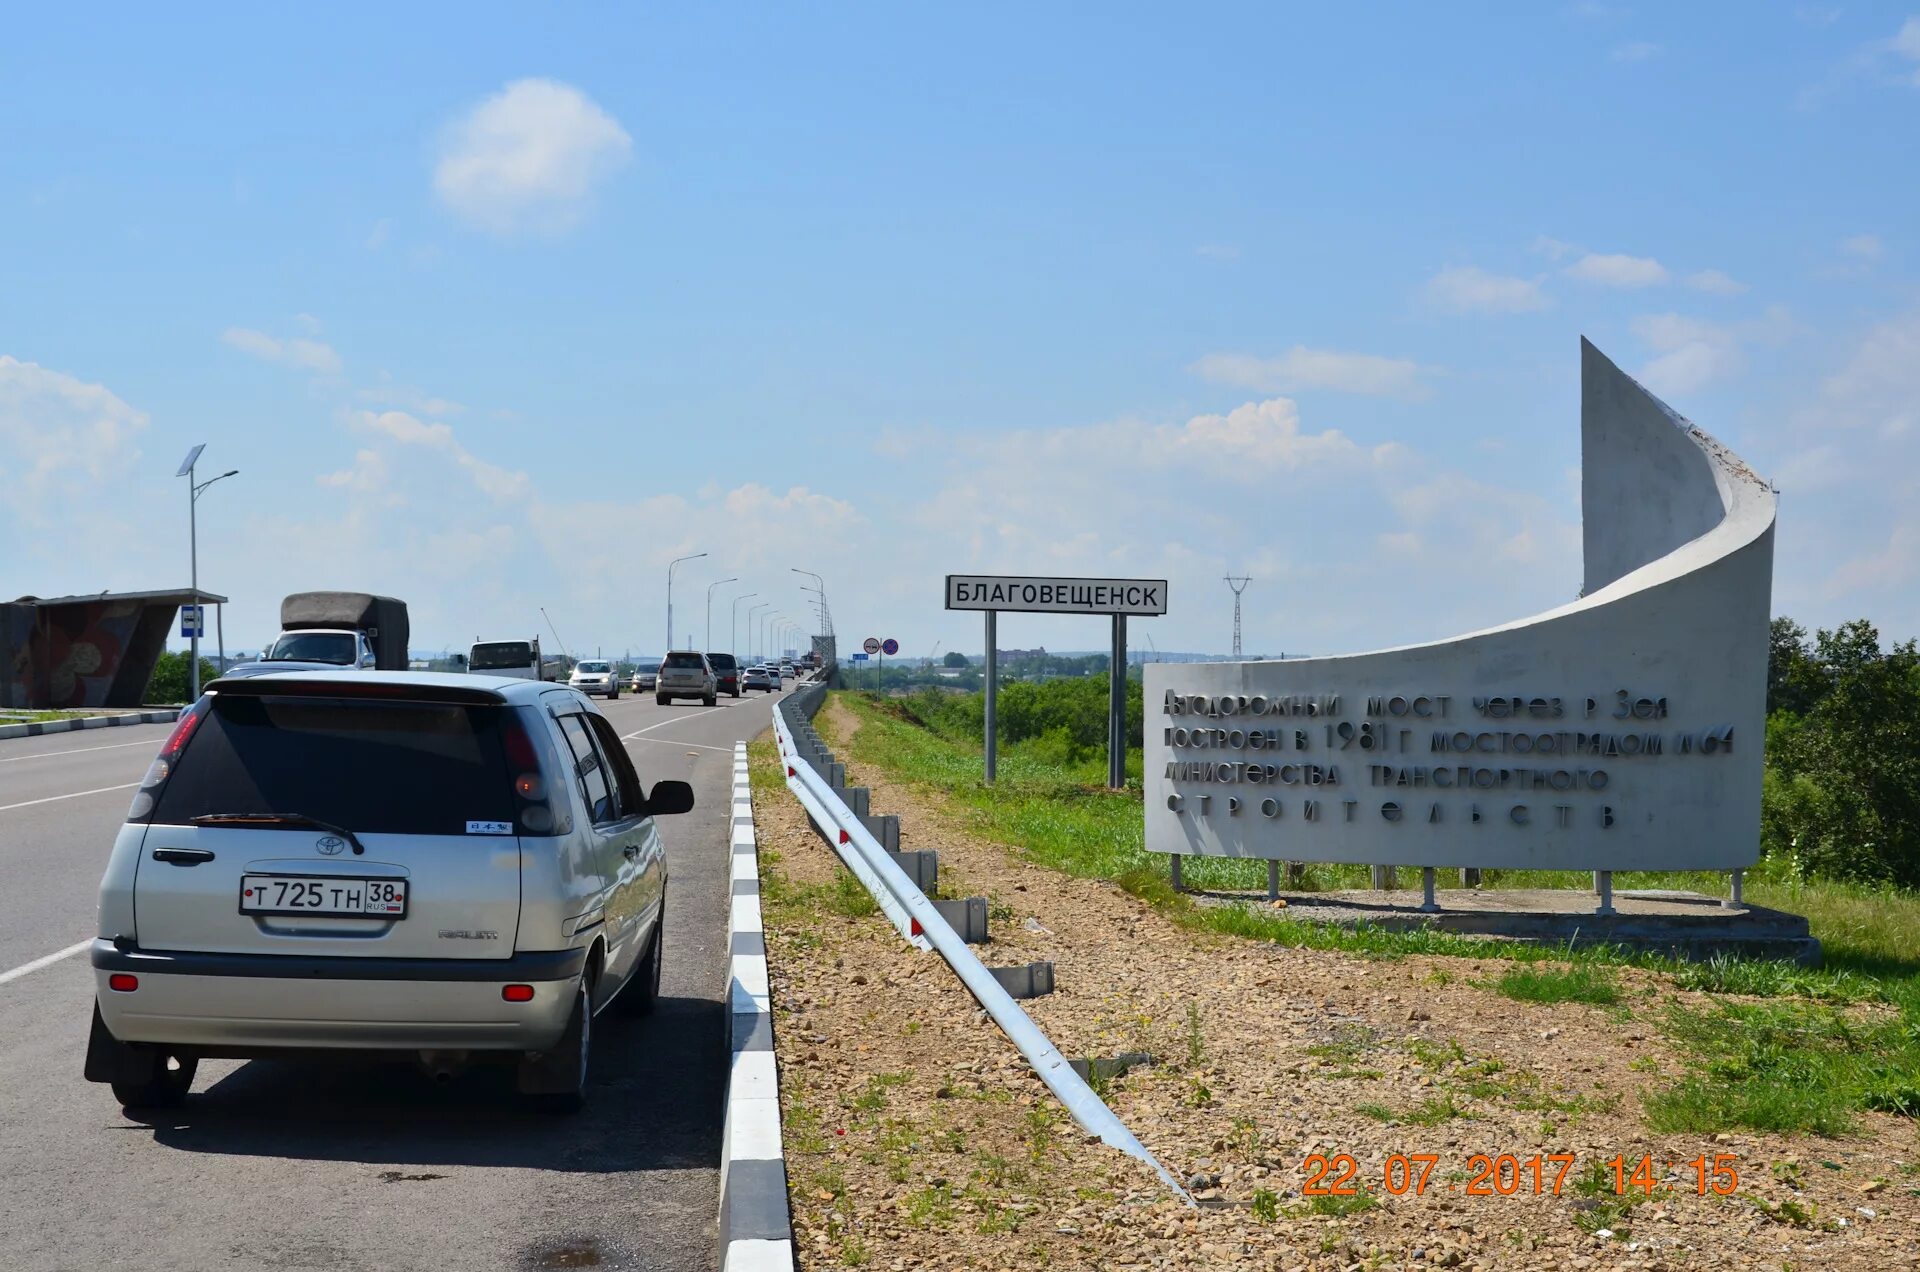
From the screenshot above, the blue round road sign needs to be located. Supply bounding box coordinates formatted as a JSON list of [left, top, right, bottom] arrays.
[[881, 638, 899, 656]]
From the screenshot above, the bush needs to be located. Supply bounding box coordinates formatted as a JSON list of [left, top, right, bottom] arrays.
[[145, 651, 219, 704], [1761, 619, 1920, 887]]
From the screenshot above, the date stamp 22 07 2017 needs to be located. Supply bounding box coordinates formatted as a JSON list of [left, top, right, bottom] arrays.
[[1302, 1152, 1741, 1199]]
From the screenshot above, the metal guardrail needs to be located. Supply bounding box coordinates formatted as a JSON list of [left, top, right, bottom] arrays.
[[771, 687, 1194, 1206]]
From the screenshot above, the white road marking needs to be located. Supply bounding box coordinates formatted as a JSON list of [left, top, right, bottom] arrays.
[[620, 708, 729, 739], [0, 939, 90, 988], [626, 738, 733, 754], [0, 782, 140, 814], [0, 738, 155, 764]]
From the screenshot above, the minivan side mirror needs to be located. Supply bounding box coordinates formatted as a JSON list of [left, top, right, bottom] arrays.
[[644, 780, 695, 816]]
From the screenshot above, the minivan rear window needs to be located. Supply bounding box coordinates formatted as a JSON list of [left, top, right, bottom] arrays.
[[147, 696, 515, 835], [707, 653, 737, 670], [664, 652, 705, 669]]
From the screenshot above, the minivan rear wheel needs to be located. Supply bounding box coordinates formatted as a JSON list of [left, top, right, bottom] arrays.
[[111, 1052, 198, 1111], [521, 975, 591, 1114], [656, 693, 669, 706]]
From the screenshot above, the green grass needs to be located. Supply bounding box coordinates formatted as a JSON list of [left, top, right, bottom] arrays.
[[824, 693, 1920, 1140], [1493, 964, 1623, 1006], [1643, 999, 1920, 1135]]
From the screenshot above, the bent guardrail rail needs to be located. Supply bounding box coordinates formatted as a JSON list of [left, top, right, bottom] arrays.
[[771, 691, 1194, 1206]]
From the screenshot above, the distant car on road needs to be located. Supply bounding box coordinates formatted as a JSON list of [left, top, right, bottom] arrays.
[[569, 659, 620, 699], [742, 665, 777, 693], [707, 652, 741, 699], [629, 659, 661, 692], [656, 651, 715, 706], [85, 671, 694, 1113]]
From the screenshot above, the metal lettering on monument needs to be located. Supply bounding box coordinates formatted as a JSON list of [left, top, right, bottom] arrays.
[[1145, 341, 1776, 874]]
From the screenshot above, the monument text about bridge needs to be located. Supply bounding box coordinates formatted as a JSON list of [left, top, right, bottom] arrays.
[[1144, 341, 1776, 912]]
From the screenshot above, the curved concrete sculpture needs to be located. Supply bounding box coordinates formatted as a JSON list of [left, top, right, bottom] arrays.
[[1144, 340, 1776, 873]]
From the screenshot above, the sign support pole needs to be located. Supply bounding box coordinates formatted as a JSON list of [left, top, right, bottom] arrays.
[[1108, 612, 1127, 789], [983, 610, 997, 784]]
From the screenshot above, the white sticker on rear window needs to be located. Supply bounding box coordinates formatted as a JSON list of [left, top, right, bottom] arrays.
[[466, 820, 513, 835]]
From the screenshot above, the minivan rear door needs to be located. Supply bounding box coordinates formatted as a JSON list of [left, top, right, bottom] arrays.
[[131, 688, 522, 960]]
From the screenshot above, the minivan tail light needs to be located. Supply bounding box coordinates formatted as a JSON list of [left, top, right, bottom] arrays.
[[109, 974, 139, 992], [500, 710, 563, 835], [502, 984, 535, 1002], [129, 698, 209, 822]]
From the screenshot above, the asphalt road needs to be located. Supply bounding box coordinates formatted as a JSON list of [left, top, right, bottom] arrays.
[[0, 682, 795, 1272]]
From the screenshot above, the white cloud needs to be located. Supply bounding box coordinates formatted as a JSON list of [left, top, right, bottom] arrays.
[[1841, 233, 1885, 260], [365, 219, 391, 250], [1565, 252, 1670, 288], [1420, 266, 1552, 315], [1610, 41, 1663, 62], [348, 409, 529, 500], [221, 326, 343, 374], [355, 379, 466, 417], [1683, 268, 1748, 295], [1632, 313, 1745, 394], [1822, 306, 1920, 439], [0, 356, 148, 523], [1529, 235, 1579, 261], [1892, 17, 1920, 84], [1190, 347, 1428, 399], [434, 78, 632, 235]]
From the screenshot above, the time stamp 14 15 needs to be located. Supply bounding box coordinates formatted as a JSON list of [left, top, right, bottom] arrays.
[[1303, 1152, 1740, 1198]]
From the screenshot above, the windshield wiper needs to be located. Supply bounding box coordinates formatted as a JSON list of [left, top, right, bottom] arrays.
[[189, 813, 366, 855]]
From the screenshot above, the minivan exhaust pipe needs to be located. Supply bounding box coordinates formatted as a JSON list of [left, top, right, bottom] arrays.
[[417, 1050, 471, 1082]]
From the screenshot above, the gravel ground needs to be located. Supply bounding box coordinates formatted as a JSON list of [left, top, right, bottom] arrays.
[[751, 704, 1919, 1271]]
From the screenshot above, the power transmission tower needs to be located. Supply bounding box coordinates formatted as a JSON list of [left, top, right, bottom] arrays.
[[1224, 575, 1251, 657]]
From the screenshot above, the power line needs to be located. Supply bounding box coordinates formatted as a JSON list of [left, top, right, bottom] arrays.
[[1224, 575, 1251, 658]]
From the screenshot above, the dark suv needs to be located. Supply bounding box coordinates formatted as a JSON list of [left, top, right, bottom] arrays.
[[706, 652, 741, 698]]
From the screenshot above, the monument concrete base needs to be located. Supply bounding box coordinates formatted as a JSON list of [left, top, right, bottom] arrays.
[[1196, 886, 1821, 966]]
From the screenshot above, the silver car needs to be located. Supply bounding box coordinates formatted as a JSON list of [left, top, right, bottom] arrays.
[[654, 650, 715, 706], [85, 672, 691, 1113], [569, 658, 620, 699]]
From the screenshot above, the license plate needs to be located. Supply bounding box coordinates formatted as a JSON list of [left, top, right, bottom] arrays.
[[240, 875, 408, 918]]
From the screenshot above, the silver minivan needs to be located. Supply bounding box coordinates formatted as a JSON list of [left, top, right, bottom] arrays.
[[85, 672, 690, 1113], [654, 650, 715, 706]]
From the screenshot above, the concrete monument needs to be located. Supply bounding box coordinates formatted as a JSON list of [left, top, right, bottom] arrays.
[[1144, 340, 1775, 877]]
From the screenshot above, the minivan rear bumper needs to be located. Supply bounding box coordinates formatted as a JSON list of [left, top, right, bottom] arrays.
[[91, 940, 582, 1051]]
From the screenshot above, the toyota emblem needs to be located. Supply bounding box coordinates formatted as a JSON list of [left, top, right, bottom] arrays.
[[315, 835, 347, 856]]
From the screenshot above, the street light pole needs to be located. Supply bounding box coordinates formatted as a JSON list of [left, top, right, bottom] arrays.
[[731, 593, 757, 664], [791, 569, 829, 635], [666, 552, 707, 651], [748, 604, 770, 662], [176, 445, 238, 701], [704, 577, 738, 653]]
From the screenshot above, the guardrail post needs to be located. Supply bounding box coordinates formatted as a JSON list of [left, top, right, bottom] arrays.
[[932, 897, 989, 943], [884, 848, 937, 893], [844, 787, 870, 818]]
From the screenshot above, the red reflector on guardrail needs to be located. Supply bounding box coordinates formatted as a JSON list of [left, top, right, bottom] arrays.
[[787, 766, 795, 777], [910, 918, 923, 937], [838, 829, 849, 844]]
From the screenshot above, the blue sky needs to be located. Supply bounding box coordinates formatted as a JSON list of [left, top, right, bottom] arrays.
[[3, 4, 1917, 659]]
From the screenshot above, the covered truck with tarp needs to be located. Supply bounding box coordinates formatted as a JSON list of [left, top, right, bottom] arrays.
[[279, 592, 409, 670], [219, 592, 410, 680]]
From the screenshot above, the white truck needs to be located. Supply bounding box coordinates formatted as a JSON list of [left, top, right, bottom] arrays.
[[221, 592, 410, 680], [468, 637, 567, 682]]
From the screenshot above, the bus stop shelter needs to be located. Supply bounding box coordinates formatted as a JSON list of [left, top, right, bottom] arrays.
[[1, 588, 227, 709]]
